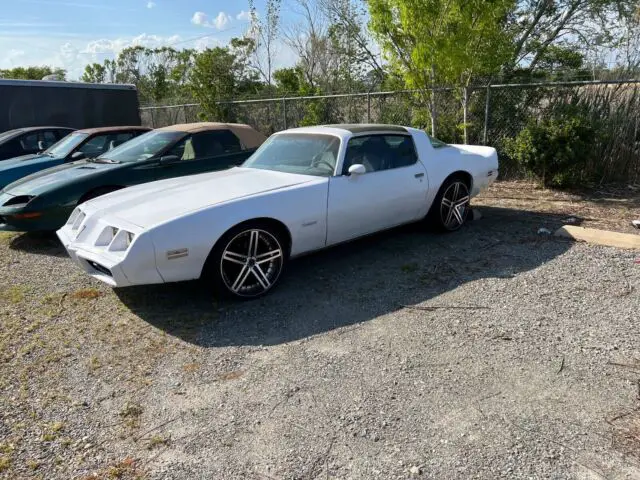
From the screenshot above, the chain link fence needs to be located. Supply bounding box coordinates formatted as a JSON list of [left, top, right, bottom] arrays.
[[140, 80, 640, 183]]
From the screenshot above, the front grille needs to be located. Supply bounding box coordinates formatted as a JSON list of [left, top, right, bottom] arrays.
[[86, 260, 112, 277]]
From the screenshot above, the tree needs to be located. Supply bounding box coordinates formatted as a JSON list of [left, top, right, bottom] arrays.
[[246, 0, 282, 88], [187, 46, 254, 121], [508, 0, 637, 74], [367, 0, 514, 139], [0, 66, 66, 80]]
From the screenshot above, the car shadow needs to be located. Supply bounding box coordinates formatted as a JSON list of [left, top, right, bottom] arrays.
[[9, 231, 67, 258], [115, 206, 577, 347]]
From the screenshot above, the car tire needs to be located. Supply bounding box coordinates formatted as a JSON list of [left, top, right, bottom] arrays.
[[203, 221, 288, 300], [78, 186, 123, 205], [427, 175, 471, 232]]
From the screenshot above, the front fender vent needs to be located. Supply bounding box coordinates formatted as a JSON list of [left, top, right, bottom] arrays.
[[3, 195, 35, 207]]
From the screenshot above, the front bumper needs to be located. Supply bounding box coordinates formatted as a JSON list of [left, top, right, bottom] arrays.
[[0, 203, 74, 233], [57, 217, 165, 288]]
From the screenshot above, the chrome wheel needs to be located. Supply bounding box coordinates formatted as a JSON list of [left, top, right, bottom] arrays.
[[440, 181, 470, 231], [220, 229, 284, 297]]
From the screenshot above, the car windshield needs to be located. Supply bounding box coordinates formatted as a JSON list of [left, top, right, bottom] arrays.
[[45, 132, 88, 158], [99, 130, 185, 163], [242, 133, 341, 177]]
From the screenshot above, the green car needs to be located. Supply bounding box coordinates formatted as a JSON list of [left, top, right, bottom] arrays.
[[0, 122, 267, 232]]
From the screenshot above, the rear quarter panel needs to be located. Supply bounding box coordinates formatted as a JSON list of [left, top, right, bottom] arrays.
[[148, 179, 330, 283], [411, 129, 498, 202]]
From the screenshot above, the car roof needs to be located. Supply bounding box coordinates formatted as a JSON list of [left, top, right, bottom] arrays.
[[0, 126, 75, 135], [156, 122, 267, 149], [78, 126, 151, 135], [322, 124, 410, 134]]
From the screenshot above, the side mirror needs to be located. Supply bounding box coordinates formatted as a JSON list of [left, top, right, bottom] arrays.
[[38, 141, 45, 151], [71, 151, 85, 160], [159, 155, 180, 165], [348, 164, 366, 176]]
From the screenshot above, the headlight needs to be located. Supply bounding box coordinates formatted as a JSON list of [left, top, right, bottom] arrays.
[[95, 225, 135, 252]]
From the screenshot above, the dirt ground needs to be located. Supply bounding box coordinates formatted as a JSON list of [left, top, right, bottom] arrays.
[[1, 181, 639, 480]]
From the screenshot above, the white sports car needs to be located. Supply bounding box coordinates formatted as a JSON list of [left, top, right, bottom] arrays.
[[57, 124, 498, 299]]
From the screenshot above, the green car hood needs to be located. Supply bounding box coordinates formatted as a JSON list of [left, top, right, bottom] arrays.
[[5, 160, 122, 196]]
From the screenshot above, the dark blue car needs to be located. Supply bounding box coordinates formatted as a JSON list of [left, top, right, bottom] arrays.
[[0, 126, 75, 160], [0, 126, 151, 190]]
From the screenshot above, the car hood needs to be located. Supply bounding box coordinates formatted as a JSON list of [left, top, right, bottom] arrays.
[[0, 154, 51, 170], [5, 159, 121, 195], [82, 167, 318, 229]]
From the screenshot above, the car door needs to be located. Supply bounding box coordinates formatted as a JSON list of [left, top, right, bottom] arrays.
[[154, 130, 248, 180], [326, 134, 428, 245]]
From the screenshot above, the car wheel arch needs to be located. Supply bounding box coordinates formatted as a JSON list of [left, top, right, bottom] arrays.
[[200, 217, 293, 279], [441, 170, 473, 191]]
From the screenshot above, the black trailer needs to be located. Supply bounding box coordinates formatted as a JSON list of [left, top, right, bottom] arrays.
[[0, 79, 141, 133]]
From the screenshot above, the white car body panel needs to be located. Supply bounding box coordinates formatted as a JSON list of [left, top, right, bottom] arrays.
[[57, 125, 498, 288]]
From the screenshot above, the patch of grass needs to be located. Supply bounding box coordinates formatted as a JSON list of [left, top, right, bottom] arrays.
[[146, 435, 170, 450], [120, 402, 143, 419], [0, 231, 16, 245], [26, 459, 39, 470], [88, 355, 101, 371], [182, 362, 200, 373], [0, 442, 14, 455], [0, 456, 10, 472], [41, 433, 56, 442], [71, 288, 102, 300], [217, 370, 244, 381], [1, 285, 27, 304], [50, 422, 64, 433]]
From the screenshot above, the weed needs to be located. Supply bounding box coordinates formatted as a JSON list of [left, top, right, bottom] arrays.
[[71, 289, 102, 300], [0, 456, 10, 472], [147, 435, 170, 450], [0, 232, 16, 245], [401, 262, 419, 273], [26, 459, 39, 470], [88, 355, 101, 371], [50, 422, 64, 433], [120, 402, 143, 419]]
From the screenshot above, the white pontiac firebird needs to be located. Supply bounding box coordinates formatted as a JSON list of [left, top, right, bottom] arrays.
[[57, 124, 498, 299]]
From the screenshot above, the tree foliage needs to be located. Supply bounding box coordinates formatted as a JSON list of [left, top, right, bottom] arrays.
[[0, 66, 66, 81]]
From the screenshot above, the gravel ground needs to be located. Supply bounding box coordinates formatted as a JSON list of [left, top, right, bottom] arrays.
[[1, 183, 640, 479]]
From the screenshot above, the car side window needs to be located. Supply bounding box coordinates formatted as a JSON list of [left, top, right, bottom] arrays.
[[106, 132, 136, 150], [342, 134, 418, 175], [40, 131, 58, 150], [190, 130, 242, 159], [77, 134, 111, 158], [19, 133, 40, 153], [165, 136, 191, 160]]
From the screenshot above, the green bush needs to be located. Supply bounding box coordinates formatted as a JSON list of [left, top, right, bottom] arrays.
[[504, 105, 597, 187]]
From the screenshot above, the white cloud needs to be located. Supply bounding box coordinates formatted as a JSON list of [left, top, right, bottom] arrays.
[[236, 10, 251, 21], [147, 1, 156, 8], [191, 11, 231, 30], [214, 12, 231, 30], [191, 11, 208, 26]]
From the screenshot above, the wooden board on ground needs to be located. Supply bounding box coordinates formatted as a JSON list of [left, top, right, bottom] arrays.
[[555, 225, 640, 249]]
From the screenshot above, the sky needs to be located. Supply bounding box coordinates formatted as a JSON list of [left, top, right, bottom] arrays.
[[0, 0, 299, 79]]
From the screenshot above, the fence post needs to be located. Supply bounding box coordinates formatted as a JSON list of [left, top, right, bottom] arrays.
[[463, 86, 469, 145], [483, 85, 491, 145], [367, 93, 371, 123], [282, 97, 287, 130]]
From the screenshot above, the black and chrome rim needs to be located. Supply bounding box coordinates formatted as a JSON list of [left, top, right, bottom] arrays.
[[220, 229, 284, 297], [440, 181, 470, 231]]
